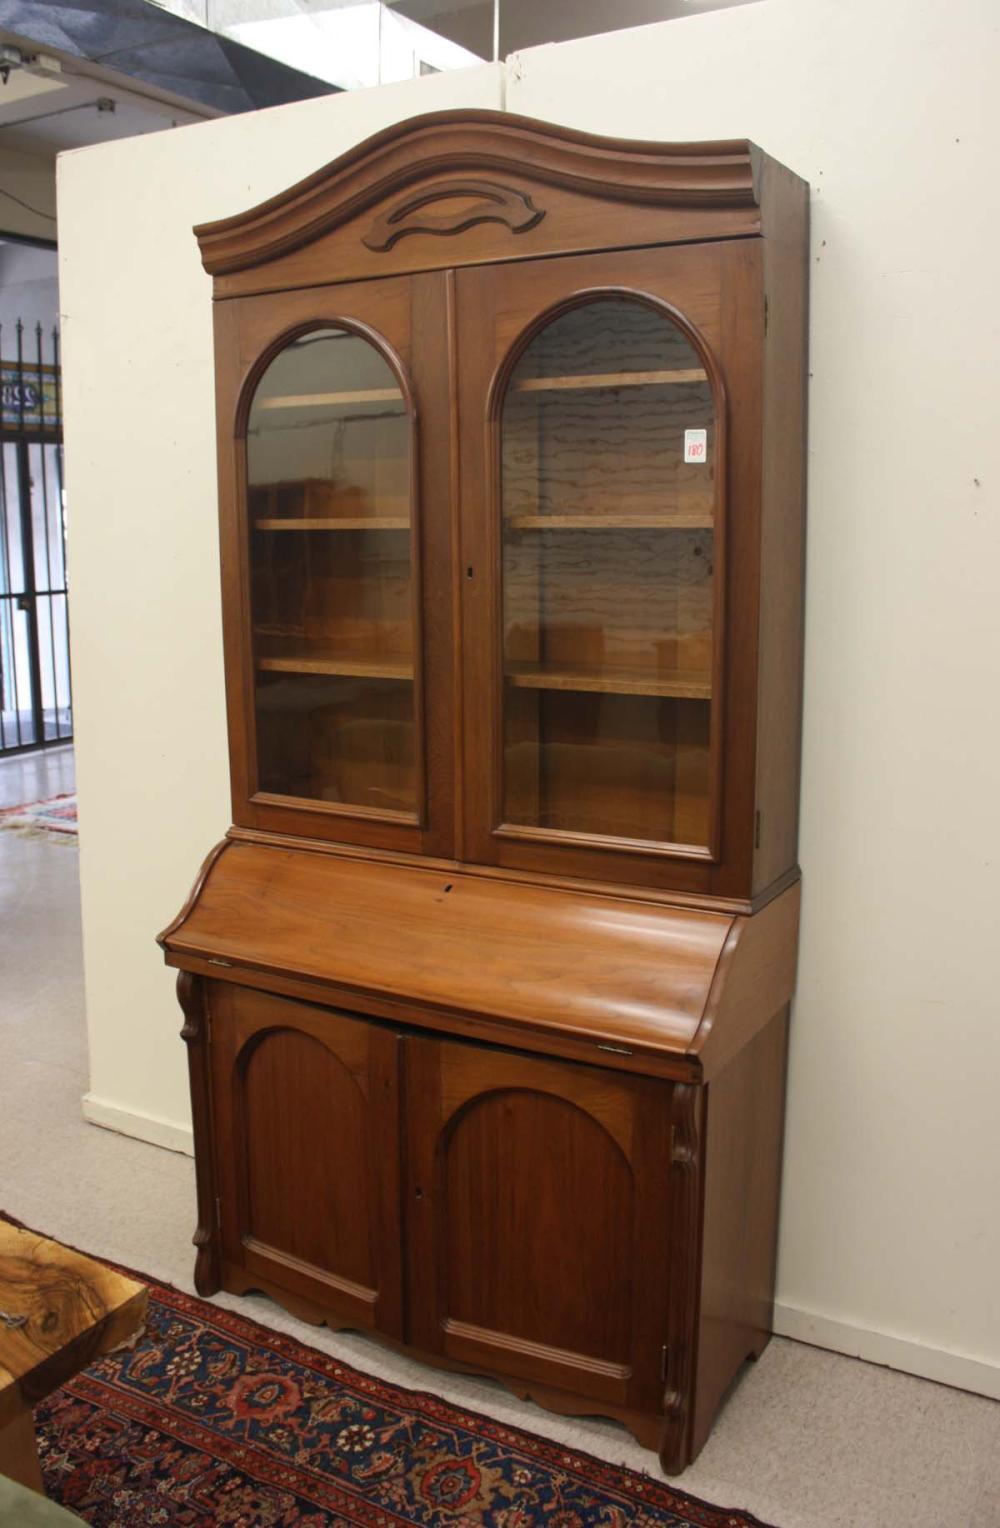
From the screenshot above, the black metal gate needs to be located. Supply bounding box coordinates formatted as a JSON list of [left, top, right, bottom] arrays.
[[0, 322, 71, 754]]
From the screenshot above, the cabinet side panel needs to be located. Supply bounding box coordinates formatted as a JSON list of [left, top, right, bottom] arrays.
[[691, 1005, 789, 1460], [753, 166, 809, 894]]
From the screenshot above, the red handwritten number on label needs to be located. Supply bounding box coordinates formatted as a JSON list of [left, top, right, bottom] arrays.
[[684, 429, 708, 464]]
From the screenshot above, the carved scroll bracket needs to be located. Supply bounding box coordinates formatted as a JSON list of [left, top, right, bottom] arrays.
[[660, 1081, 703, 1473], [178, 972, 222, 1297], [363, 179, 544, 251]]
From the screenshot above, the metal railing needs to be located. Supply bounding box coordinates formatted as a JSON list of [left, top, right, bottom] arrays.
[[0, 321, 71, 755]]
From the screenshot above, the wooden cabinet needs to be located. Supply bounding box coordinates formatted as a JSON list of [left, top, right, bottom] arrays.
[[161, 112, 808, 1473]]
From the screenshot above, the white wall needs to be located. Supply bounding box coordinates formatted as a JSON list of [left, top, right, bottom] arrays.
[[59, 0, 1000, 1398], [58, 64, 504, 1155], [507, 0, 1000, 1396]]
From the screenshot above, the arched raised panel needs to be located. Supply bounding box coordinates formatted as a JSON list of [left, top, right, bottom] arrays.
[[497, 293, 722, 854], [239, 1027, 374, 1287], [442, 1088, 635, 1363], [441, 1072, 636, 1161], [405, 1033, 674, 1409], [242, 323, 420, 820], [209, 986, 404, 1335]]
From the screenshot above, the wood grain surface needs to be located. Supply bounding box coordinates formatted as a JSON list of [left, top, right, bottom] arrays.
[[0, 1222, 146, 1425], [161, 838, 736, 1062], [404, 1035, 673, 1410]]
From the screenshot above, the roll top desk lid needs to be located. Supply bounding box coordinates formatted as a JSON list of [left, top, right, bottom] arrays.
[[159, 839, 799, 1079]]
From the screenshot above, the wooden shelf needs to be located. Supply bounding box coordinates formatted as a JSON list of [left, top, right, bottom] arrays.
[[511, 368, 707, 394], [506, 513, 713, 531], [505, 662, 712, 699], [256, 388, 402, 410], [257, 648, 413, 680], [255, 518, 410, 532]]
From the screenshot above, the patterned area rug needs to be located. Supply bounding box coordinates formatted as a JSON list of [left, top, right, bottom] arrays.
[[0, 791, 77, 838], [35, 1274, 777, 1528]]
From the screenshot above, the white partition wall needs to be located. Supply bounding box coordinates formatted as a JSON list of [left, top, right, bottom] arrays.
[[59, 0, 1000, 1402]]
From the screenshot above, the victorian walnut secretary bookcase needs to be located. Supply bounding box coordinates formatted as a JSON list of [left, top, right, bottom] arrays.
[[159, 112, 808, 1473]]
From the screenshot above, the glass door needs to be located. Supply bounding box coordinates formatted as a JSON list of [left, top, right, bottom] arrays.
[[246, 327, 416, 816], [458, 242, 761, 892], [499, 296, 716, 850], [225, 271, 455, 855]]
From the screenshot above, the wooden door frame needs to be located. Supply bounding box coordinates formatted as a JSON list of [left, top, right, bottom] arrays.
[[213, 269, 456, 857], [456, 239, 763, 899]]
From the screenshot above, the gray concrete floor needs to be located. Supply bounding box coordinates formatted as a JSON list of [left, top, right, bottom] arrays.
[[1, 746, 999, 1528]]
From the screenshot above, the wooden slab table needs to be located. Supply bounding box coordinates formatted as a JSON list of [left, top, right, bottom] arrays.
[[0, 1222, 147, 1494]]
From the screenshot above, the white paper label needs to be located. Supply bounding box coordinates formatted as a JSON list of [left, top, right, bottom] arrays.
[[684, 428, 708, 464]]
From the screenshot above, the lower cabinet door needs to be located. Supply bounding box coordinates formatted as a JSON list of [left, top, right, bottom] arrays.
[[210, 984, 403, 1336], [403, 1033, 674, 1411]]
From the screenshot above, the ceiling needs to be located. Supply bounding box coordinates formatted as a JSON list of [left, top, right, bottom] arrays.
[[388, 0, 760, 59], [0, 0, 763, 193], [0, 0, 340, 161], [0, 44, 207, 157], [0, 1, 764, 160]]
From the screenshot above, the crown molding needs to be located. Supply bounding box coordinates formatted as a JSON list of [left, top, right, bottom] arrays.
[[194, 109, 759, 277]]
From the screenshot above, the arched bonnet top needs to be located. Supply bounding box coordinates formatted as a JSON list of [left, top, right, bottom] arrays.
[[194, 110, 767, 295]]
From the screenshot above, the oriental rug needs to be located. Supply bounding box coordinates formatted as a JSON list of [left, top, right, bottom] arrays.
[[34, 1274, 777, 1527], [0, 790, 77, 838]]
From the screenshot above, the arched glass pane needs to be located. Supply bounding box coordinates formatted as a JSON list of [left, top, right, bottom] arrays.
[[246, 328, 415, 814], [500, 298, 716, 848]]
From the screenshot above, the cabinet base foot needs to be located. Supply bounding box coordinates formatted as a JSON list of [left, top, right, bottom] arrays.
[[212, 1263, 668, 1460], [193, 1247, 222, 1299]]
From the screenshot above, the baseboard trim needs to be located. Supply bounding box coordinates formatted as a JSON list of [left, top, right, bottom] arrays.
[[81, 1094, 194, 1158], [773, 1300, 1000, 1401]]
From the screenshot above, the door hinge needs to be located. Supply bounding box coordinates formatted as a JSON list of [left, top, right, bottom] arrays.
[[660, 1344, 669, 1383], [215, 1195, 222, 1229], [755, 809, 762, 849], [764, 294, 770, 334]]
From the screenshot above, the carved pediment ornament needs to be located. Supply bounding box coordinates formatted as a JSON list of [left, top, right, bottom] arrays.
[[363, 179, 544, 251]]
